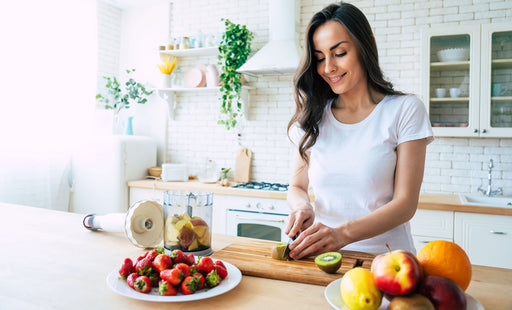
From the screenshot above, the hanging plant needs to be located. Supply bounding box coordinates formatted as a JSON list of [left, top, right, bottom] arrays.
[[217, 18, 253, 130]]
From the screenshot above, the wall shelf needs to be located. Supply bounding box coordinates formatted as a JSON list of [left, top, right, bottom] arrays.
[[430, 97, 470, 102], [159, 46, 218, 58], [156, 86, 254, 119]]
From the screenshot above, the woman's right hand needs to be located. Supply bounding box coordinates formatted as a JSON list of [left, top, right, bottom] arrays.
[[285, 205, 315, 239]]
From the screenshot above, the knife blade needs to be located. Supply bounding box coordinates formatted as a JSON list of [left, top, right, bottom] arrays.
[[282, 233, 298, 259]]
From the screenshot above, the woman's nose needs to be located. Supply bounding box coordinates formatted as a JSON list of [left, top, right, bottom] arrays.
[[324, 57, 336, 73]]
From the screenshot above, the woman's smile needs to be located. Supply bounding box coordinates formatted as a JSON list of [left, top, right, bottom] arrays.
[[327, 73, 347, 84]]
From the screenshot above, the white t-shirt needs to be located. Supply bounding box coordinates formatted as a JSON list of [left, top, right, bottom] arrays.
[[289, 94, 434, 254]]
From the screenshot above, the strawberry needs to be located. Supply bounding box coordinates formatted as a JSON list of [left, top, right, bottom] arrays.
[[153, 254, 173, 272], [158, 280, 177, 296], [186, 253, 196, 266], [148, 270, 160, 287], [126, 272, 138, 288], [197, 256, 215, 275], [170, 249, 188, 265], [180, 276, 197, 295], [189, 264, 199, 274], [133, 275, 152, 293], [136, 248, 163, 264], [192, 272, 205, 290], [135, 256, 153, 276], [214, 260, 226, 269], [119, 258, 135, 279], [174, 263, 190, 278], [214, 264, 228, 280], [160, 268, 183, 286], [206, 269, 221, 288]]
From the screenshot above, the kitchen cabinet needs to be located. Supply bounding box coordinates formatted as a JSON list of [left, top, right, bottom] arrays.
[[454, 212, 512, 269], [421, 22, 512, 137], [411, 209, 512, 269], [410, 209, 454, 253], [156, 47, 253, 119]]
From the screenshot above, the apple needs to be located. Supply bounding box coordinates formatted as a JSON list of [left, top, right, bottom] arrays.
[[418, 275, 466, 310], [371, 246, 422, 296]]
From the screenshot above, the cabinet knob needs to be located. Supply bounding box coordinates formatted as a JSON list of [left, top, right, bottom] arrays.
[[473, 129, 478, 133], [490, 230, 506, 235], [481, 129, 487, 133]]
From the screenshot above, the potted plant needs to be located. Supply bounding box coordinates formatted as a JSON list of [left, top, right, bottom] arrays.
[[217, 19, 253, 130], [96, 69, 153, 134]]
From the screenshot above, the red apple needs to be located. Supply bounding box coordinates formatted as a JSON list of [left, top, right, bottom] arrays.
[[418, 275, 466, 310], [371, 247, 422, 296]]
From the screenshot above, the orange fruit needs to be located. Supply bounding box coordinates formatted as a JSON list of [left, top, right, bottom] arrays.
[[416, 240, 472, 291]]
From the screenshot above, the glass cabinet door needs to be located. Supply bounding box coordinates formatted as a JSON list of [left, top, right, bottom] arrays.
[[481, 23, 512, 136], [422, 26, 480, 137]]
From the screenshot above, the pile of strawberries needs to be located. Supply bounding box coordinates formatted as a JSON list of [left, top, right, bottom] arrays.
[[118, 248, 228, 296]]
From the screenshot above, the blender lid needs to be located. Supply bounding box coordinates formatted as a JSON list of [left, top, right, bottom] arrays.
[[125, 200, 164, 248]]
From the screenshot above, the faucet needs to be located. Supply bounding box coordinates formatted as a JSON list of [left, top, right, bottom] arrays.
[[478, 159, 503, 197]]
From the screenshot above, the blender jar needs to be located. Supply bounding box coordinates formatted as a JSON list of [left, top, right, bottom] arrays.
[[163, 190, 213, 256]]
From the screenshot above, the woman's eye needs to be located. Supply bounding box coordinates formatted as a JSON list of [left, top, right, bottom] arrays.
[[316, 58, 325, 63], [335, 52, 347, 57]]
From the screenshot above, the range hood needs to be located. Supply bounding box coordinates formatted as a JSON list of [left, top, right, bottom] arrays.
[[237, 0, 301, 75]]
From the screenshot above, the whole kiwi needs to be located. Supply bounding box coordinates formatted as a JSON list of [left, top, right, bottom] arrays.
[[388, 294, 435, 310]]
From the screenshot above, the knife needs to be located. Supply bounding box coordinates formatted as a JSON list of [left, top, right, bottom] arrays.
[[282, 233, 298, 259]]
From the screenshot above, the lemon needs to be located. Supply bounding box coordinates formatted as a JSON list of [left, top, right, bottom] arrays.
[[340, 267, 382, 310]]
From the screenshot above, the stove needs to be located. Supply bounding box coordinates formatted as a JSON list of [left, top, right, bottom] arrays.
[[232, 181, 289, 192]]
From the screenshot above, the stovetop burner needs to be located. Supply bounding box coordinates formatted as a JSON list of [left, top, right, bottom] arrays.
[[232, 182, 289, 192]]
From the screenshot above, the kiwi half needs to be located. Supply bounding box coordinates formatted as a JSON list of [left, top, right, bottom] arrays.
[[271, 243, 290, 261], [315, 252, 342, 274]]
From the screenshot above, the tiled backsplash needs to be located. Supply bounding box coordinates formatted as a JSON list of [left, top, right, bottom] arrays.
[[163, 0, 512, 195]]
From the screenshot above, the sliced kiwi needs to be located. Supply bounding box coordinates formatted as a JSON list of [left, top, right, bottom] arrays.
[[271, 243, 290, 261], [315, 252, 342, 274]]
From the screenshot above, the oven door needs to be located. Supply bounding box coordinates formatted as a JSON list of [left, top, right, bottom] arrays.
[[225, 209, 288, 242]]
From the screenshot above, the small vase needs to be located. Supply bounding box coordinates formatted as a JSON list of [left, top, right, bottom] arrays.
[[162, 74, 172, 88], [125, 116, 134, 135]]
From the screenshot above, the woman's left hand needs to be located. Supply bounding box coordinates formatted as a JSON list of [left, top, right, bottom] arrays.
[[288, 222, 345, 260]]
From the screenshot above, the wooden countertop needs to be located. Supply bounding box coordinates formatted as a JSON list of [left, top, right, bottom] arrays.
[[128, 179, 512, 216], [0, 203, 510, 309]]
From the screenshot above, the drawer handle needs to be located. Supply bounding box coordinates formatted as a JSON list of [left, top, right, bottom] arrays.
[[490, 230, 506, 235], [235, 215, 285, 223]]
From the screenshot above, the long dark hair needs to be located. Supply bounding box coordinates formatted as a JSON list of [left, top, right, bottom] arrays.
[[288, 2, 403, 163]]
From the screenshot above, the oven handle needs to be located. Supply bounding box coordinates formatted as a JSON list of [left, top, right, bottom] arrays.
[[235, 215, 285, 223]]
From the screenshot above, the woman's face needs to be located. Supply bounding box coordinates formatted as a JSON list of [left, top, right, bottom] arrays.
[[312, 20, 366, 95]]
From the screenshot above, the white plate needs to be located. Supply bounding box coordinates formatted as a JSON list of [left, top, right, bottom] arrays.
[[107, 260, 241, 302], [325, 278, 484, 310]]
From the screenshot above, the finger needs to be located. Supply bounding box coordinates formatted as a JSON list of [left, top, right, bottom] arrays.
[[289, 225, 322, 258], [284, 213, 296, 235]]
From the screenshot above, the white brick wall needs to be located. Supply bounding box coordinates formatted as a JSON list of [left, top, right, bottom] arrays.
[[96, 0, 122, 97], [158, 0, 512, 195]]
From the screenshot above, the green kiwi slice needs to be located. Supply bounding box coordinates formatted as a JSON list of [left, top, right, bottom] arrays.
[[271, 243, 290, 261], [315, 252, 342, 273]]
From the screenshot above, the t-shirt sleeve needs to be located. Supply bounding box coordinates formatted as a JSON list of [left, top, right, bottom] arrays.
[[288, 122, 305, 147], [396, 96, 434, 146]]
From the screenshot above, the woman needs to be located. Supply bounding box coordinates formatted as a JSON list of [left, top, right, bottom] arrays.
[[285, 2, 433, 260]]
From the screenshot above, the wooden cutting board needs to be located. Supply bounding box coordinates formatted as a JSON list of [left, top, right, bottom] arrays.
[[211, 238, 376, 286]]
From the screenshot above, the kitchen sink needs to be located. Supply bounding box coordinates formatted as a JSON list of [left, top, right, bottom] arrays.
[[459, 194, 512, 208]]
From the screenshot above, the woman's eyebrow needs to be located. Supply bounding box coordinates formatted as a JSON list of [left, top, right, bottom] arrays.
[[314, 40, 349, 53]]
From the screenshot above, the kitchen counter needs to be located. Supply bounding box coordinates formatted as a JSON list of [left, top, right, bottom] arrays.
[[128, 179, 512, 216], [1, 203, 510, 309]]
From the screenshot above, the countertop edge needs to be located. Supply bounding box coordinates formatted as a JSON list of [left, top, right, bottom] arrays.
[[128, 180, 512, 216]]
